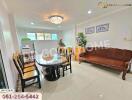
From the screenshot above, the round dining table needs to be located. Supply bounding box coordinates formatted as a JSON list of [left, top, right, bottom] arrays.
[[35, 54, 67, 81]]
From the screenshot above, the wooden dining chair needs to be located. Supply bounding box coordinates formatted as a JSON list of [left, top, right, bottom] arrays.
[[60, 54, 72, 77], [57, 47, 67, 56], [17, 54, 36, 73], [66, 47, 73, 55], [18, 53, 35, 68], [13, 54, 41, 92], [23, 52, 35, 64]]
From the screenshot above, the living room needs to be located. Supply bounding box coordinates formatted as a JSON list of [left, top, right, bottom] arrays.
[[0, 0, 132, 100]]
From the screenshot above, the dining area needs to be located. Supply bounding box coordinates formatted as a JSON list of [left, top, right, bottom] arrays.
[[12, 47, 73, 92]]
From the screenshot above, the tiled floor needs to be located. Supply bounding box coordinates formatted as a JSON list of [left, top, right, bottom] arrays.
[[21, 61, 132, 100]]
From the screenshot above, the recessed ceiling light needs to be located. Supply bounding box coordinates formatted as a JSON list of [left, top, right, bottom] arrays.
[[30, 22, 34, 25], [88, 10, 92, 14]]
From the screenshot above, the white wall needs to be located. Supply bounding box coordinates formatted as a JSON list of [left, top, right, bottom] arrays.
[[8, 14, 20, 51], [0, 0, 19, 89], [34, 41, 58, 53], [63, 27, 76, 47], [63, 8, 132, 50], [17, 27, 63, 52], [17, 27, 63, 41]]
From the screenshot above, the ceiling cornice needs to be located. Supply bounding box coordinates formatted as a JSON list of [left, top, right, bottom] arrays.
[[77, 7, 131, 26]]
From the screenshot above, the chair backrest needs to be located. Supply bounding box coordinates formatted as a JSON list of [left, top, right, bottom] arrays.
[[66, 54, 71, 64], [57, 47, 67, 55], [18, 56, 24, 70], [15, 51, 24, 66], [19, 54, 24, 65], [66, 47, 73, 56], [13, 54, 23, 78], [15, 52, 25, 70]]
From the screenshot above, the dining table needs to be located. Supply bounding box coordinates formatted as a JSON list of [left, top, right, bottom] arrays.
[[35, 54, 67, 81]]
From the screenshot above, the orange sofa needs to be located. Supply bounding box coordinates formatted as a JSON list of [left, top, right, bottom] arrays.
[[79, 47, 132, 80]]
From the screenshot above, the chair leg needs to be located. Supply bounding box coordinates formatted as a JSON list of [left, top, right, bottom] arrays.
[[63, 67, 65, 77], [127, 63, 131, 73], [21, 80, 25, 92], [66, 66, 67, 70], [70, 64, 72, 73], [57, 67, 60, 78], [122, 69, 127, 80], [37, 76, 41, 89]]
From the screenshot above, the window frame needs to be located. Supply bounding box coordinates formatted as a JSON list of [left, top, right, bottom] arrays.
[[36, 33, 44, 40], [51, 33, 58, 40], [27, 33, 36, 40], [26, 32, 58, 41]]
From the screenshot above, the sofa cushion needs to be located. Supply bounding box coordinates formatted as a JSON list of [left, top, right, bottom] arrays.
[[85, 55, 125, 70], [86, 47, 132, 61]]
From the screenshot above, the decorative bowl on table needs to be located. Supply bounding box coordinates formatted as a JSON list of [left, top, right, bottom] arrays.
[[42, 55, 53, 61]]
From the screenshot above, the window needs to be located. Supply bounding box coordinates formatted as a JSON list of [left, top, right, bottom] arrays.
[[37, 33, 44, 40], [27, 33, 58, 41], [27, 33, 36, 40], [44, 33, 51, 40], [51, 34, 58, 40]]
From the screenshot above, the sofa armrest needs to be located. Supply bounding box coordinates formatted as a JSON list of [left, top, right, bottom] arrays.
[[127, 58, 132, 65], [125, 59, 132, 73], [129, 59, 132, 67], [124, 58, 132, 64], [130, 58, 132, 63], [124, 59, 132, 70], [79, 52, 87, 57]]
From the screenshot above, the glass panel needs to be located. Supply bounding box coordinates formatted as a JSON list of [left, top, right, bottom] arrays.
[[44, 33, 51, 40], [37, 33, 44, 40], [27, 33, 36, 40], [51, 34, 58, 40]]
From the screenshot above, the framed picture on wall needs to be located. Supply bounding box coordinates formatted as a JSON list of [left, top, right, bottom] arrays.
[[85, 26, 95, 34], [96, 23, 109, 33]]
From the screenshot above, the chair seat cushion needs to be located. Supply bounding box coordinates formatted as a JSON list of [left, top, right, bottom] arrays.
[[85, 56, 125, 70], [24, 66, 36, 73], [62, 62, 70, 66], [24, 62, 35, 68], [23, 70, 38, 79]]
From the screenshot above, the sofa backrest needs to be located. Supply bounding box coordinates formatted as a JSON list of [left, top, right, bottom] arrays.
[[86, 47, 132, 61]]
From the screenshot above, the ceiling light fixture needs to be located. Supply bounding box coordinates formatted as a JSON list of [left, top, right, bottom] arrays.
[[49, 15, 64, 24], [88, 10, 92, 14]]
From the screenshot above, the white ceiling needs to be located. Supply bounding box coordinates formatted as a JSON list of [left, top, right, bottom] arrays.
[[5, 0, 132, 30]]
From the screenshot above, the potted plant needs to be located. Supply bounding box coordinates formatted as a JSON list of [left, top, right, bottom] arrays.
[[74, 32, 87, 61], [21, 37, 31, 42], [58, 39, 66, 55], [77, 32, 87, 47], [58, 39, 65, 47]]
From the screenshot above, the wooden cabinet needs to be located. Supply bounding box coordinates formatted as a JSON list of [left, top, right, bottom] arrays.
[[74, 46, 85, 61]]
